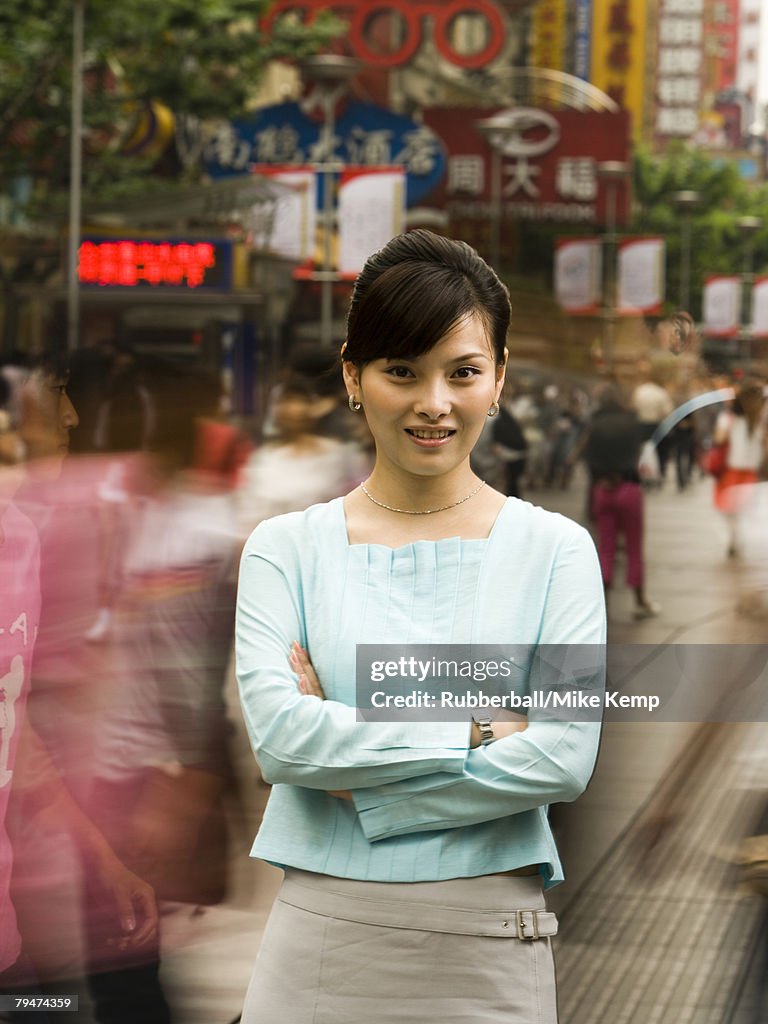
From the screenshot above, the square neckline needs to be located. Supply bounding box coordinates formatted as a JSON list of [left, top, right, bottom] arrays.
[[333, 494, 513, 552]]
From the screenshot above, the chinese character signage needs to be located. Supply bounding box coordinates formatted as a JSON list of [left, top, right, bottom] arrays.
[[554, 237, 602, 314], [573, 0, 592, 80], [655, 0, 704, 141], [77, 238, 233, 290], [337, 167, 406, 276], [421, 107, 631, 224], [702, 275, 741, 336], [590, 0, 650, 141], [737, 0, 762, 123], [703, 0, 739, 94], [530, 0, 567, 74], [616, 237, 665, 315], [202, 101, 445, 207]]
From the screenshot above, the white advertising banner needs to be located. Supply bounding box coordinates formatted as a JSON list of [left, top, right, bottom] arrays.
[[251, 166, 316, 262], [616, 237, 665, 314], [702, 275, 741, 336], [338, 167, 406, 277], [750, 275, 768, 338], [554, 237, 602, 314]]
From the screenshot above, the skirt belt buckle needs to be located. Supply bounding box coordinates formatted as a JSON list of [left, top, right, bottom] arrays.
[[516, 909, 540, 940]]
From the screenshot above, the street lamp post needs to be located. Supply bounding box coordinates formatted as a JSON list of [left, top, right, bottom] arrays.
[[67, 0, 85, 352], [475, 113, 522, 273], [596, 160, 630, 374], [736, 214, 761, 371], [298, 55, 359, 347], [672, 189, 701, 315]]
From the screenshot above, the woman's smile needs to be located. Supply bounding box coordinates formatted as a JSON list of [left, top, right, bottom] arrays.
[[405, 427, 457, 448]]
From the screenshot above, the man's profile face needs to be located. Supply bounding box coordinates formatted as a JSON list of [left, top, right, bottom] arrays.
[[655, 313, 695, 356], [19, 370, 79, 467]]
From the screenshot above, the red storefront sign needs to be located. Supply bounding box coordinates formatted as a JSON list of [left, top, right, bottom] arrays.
[[421, 107, 632, 224], [703, 0, 739, 93], [78, 239, 231, 289]]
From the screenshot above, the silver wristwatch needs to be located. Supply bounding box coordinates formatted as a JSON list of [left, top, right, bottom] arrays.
[[472, 713, 494, 745]]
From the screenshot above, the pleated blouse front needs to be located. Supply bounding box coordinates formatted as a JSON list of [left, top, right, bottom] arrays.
[[236, 496, 605, 887]]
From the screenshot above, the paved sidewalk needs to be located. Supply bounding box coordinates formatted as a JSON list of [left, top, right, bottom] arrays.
[[556, 720, 767, 1024]]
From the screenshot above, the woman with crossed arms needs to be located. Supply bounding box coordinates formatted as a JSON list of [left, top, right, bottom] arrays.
[[235, 230, 605, 1023]]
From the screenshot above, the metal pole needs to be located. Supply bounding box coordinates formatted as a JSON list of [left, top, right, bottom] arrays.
[[604, 183, 617, 374], [743, 237, 754, 372], [67, 0, 85, 353], [320, 94, 335, 346], [680, 212, 692, 313], [596, 161, 630, 375], [672, 191, 701, 315], [737, 216, 760, 373], [490, 147, 502, 271]]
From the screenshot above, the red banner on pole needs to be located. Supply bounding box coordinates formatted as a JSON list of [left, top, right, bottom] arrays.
[[554, 237, 602, 314], [702, 275, 742, 337], [616, 237, 665, 315]]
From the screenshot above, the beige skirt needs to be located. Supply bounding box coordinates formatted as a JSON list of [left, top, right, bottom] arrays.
[[241, 870, 558, 1024]]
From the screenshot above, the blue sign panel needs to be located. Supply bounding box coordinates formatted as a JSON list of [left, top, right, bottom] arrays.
[[201, 101, 446, 207], [574, 0, 592, 82]]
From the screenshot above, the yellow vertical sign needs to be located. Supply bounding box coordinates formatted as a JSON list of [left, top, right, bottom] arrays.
[[590, 0, 650, 142], [531, 0, 567, 71]]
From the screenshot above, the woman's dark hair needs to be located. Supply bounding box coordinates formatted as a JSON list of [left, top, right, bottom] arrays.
[[343, 230, 510, 367], [732, 377, 765, 417], [286, 342, 344, 399]]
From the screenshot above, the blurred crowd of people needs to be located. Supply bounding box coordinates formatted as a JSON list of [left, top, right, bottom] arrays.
[[0, 337, 378, 1023], [1, 334, 766, 1022]]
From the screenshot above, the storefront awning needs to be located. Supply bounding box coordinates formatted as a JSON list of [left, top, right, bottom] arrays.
[[84, 173, 294, 227]]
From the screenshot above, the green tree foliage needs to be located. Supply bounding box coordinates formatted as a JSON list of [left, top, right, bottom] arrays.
[[0, 0, 340, 211], [631, 142, 768, 318]]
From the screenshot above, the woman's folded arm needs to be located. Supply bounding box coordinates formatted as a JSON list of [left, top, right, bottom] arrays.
[[236, 528, 470, 790]]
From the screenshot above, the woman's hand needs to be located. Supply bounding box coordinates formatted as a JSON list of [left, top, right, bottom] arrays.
[[289, 641, 325, 699], [289, 643, 352, 798], [490, 717, 528, 741], [94, 849, 159, 950]]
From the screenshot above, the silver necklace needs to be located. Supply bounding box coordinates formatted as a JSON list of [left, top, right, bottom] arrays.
[[359, 479, 486, 515]]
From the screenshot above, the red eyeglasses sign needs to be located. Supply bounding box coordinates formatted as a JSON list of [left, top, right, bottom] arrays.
[[261, 0, 507, 69]]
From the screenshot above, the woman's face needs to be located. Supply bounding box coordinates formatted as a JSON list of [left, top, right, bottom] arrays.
[[273, 390, 335, 440], [343, 313, 505, 481]]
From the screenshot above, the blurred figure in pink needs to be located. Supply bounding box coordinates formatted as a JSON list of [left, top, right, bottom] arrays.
[[16, 359, 245, 1024], [1, 351, 157, 1022]]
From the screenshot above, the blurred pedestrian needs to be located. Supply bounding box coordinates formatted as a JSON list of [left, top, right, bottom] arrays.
[[547, 389, 583, 489], [632, 363, 673, 486], [582, 386, 660, 620], [237, 369, 368, 536], [2, 350, 158, 1023], [712, 378, 767, 558], [493, 384, 528, 498]]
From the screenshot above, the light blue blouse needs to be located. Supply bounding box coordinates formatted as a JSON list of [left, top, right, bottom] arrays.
[[235, 496, 605, 888]]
